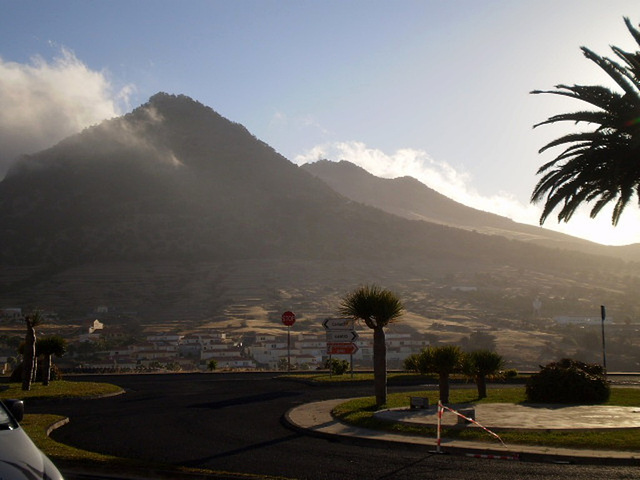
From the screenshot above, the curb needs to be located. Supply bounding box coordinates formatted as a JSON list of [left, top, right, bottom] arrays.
[[282, 400, 640, 467]]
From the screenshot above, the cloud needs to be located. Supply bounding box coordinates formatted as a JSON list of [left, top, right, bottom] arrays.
[[269, 110, 331, 137], [295, 141, 640, 246], [293, 140, 521, 214], [0, 48, 133, 178], [99, 103, 184, 168]]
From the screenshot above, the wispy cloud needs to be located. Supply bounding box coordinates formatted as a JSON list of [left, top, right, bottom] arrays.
[[269, 111, 331, 137], [0, 48, 133, 178], [295, 141, 640, 246]]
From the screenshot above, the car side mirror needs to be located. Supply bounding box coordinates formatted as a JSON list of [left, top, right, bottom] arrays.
[[3, 399, 24, 422]]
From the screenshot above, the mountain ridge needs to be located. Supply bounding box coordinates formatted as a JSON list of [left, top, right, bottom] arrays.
[[302, 159, 640, 262], [3, 92, 574, 268]]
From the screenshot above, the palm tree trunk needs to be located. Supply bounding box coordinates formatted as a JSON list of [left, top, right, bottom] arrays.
[[373, 326, 387, 407], [21, 325, 36, 391], [438, 372, 450, 404], [42, 354, 52, 386], [32, 356, 38, 383], [476, 374, 487, 399]]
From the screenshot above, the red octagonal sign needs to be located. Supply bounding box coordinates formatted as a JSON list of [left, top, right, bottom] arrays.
[[281, 311, 296, 326]]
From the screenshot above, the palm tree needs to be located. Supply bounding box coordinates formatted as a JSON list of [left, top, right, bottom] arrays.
[[427, 345, 463, 404], [463, 350, 505, 399], [531, 17, 640, 226], [36, 336, 67, 386], [21, 310, 43, 391], [339, 285, 404, 406]]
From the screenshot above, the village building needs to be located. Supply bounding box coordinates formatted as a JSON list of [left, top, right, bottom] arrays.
[[0, 308, 22, 321]]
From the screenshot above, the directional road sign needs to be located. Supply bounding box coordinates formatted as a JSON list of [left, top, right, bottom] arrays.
[[322, 318, 354, 330], [327, 343, 359, 355], [326, 330, 359, 343]]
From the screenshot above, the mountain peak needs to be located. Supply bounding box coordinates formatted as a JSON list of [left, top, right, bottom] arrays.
[[143, 92, 217, 119]]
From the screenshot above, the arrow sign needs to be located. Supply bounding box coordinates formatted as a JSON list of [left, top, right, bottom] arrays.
[[327, 343, 359, 355], [323, 318, 354, 330], [326, 330, 358, 343]]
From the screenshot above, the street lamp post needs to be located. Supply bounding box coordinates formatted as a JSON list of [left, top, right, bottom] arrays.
[[600, 305, 607, 376]]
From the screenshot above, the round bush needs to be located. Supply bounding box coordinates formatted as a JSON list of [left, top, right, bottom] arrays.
[[525, 358, 609, 404], [325, 358, 350, 375]]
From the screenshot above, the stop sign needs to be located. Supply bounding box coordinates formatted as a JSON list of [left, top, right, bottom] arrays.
[[281, 311, 296, 326]]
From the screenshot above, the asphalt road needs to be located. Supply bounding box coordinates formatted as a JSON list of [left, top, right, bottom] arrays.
[[29, 373, 639, 480]]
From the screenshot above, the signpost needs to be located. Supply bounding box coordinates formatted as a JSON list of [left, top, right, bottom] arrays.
[[282, 311, 296, 327], [327, 342, 359, 355], [326, 330, 358, 343], [322, 318, 355, 330], [282, 311, 296, 372], [323, 318, 358, 377]]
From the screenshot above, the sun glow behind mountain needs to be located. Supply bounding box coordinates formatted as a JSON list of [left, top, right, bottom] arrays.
[[294, 142, 640, 247]]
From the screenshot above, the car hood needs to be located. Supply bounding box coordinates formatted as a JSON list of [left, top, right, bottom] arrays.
[[0, 427, 64, 480]]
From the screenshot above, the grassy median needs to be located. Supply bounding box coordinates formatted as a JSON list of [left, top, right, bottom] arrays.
[[0, 380, 124, 401], [332, 387, 640, 451]]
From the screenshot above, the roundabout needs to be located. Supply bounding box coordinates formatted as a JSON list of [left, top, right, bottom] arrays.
[[374, 403, 640, 431]]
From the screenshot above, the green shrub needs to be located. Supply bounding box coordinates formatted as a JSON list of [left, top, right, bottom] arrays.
[[10, 363, 63, 383], [325, 358, 350, 375], [526, 358, 610, 404], [403, 353, 421, 373]]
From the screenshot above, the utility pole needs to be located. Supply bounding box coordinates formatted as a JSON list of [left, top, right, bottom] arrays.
[[600, 305, 607, 376]]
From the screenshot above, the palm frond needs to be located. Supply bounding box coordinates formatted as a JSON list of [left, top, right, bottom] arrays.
[[623, 17, 640, 51], [581, 47, 640, 102], [531, 17, 640, 226]]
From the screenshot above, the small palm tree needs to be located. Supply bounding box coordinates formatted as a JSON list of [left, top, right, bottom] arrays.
[[427, 345, 463, 404], [531, 17, 640, 226], [22, 310, 43, 391], [463, 350, 505, 399], [207, 359, 218, 372], [339, 284, 404, 407], [36, 336, 67, 386]]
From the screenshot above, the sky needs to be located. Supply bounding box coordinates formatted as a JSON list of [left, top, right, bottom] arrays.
[[1, 1, 639, 245]]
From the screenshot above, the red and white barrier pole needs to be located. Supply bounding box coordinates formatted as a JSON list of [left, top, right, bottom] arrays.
[[439, 403, 507, 448]]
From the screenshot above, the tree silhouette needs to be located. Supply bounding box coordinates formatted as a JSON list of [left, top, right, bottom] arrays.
[[531, 17, 640, 226], [425, 345, 464, 404], [36, 336, 67, 386], [463, 350, 505, 399], [339, 285, 404, 406], [21, 310, 43, 391]]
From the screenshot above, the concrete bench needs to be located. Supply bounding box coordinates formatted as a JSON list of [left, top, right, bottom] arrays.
[[409, 397, 430, 409]]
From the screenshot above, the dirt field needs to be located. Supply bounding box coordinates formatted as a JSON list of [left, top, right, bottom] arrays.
[[2, 256, 639, 370]]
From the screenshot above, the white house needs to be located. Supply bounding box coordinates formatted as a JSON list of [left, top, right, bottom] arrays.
[[1, 308, 22, 321]]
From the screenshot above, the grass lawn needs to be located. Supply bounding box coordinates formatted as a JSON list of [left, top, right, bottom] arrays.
[[0, 380, 123, 401], [283, 372, 441, 384], [282, 371, 528, 385], [332, 387, 640, 451]]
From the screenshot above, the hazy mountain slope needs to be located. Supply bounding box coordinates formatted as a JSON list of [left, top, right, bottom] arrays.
[[302, 160, 640, 261], [0, 93, 506, 267]]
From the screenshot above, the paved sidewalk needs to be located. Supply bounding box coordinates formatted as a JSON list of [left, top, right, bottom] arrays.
[[376, 403, 640, 430], [283, 399, 640, 465]]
